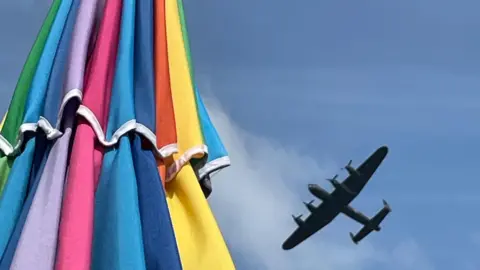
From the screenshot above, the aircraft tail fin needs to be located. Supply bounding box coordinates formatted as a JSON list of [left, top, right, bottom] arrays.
[[382, 199, 391, 211], [349, 232, 359, 244], [371, 200, 391, 227], [350, 200, 391, 244]]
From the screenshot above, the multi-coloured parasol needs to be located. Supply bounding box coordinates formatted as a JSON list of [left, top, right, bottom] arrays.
[[0, 0, 234, 269]]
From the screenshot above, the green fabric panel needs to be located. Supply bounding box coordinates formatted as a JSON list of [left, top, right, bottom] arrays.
[[0, 0, 62, 195], [1, 0, 62, 144]]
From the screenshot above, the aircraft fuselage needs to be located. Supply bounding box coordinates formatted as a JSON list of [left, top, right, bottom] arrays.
[[308, 172, 367, 207]]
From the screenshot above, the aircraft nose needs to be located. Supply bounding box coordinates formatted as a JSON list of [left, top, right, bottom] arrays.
[[308, 184, 316, 190]]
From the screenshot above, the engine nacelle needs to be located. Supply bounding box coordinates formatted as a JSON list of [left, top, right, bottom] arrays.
[[308, 184, 331, 201], [328, 179, 342, 189], [344, 160, 361, 177]]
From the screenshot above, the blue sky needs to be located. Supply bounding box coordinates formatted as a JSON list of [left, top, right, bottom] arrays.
[[1, 0, 480, 269]]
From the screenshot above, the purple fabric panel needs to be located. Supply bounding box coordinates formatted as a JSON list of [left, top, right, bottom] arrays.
[[63, 0, 99, 95], [9, 114, 74, 270]]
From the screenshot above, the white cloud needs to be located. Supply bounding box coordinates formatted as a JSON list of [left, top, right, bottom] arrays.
[[205, 97, 436, 270], [390, 239, 435, 270]]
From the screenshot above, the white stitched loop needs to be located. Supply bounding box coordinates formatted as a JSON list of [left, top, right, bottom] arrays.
[[0, 89, 83, 156], [0, 96, 231, 182], [75, 105, 180, 159]]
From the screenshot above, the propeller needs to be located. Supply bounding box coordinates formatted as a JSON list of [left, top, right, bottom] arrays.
[[303, 200, 314, 206], [327, 174, 357, 195], [292, 214, 303, 219], [326, 174, 338, 182], [326, 174, 340, 188], [341, 160, 353, 170]]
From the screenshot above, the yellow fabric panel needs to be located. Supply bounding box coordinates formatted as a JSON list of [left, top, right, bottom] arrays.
[[164, 0, 235, 269], [0, 114, 5, 131], [166, 0, 205, 172], [166, 164, 236, 270]]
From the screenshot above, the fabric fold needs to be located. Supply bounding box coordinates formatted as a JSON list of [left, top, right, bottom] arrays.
[[91, 0, 147, 269], [154, 0, 178, 180], [132, 136, 182, 270], [93, 137, 146, 270], [8, 110, 75, 270], [0, 0, 74, 157], [176, 0, 230, 197], [0, 136, 50, 270], [0, 0, 61, 195], [159, 0, 236, 268], [165, 164, 236, 269], [0, 0, 61, 148], [0, 0, 74, 258], [164, 0, 207, 182], [4, 2, 82, 269], [55, 0, 121, 268], [0, 0, 103, 159], [0, 0, 80, 267], [132, 0, 182, 268]]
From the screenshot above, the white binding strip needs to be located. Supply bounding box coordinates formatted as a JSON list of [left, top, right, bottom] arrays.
[[0, 118, 64, 156], [76, 105, 179, 158], [0, 102, 180, 159], [55, 88, 83, 129], [0, 88, 83, 156], [0, 99, 229, 184], [78, 105, 216, 182], [197, 156, 231, 180], [165, 144, 208, 182], [0, 136, 11, 156]]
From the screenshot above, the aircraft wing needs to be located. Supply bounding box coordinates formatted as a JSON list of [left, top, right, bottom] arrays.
[[282, 202, 336, 250], [342, 205, 370, 225], [342, 146, 388, 193]]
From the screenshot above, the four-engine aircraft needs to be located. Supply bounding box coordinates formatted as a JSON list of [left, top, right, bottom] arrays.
[[282, 146, 392, 250]]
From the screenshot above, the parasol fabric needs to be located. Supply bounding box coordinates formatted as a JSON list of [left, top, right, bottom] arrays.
[[132, 0, 182, 268], [153, 0, 177, 185], [0, 0, 61, 195], [5, 0, 82, 267], [0, 0, 81, 262], [0, 0, 73, 257], [55, 0, 120, 268], [49, 2, 101, 266], [164, 0, 207, 182], [53, 0, 101, 130], [0, 0, 236, 268], [176, 0, 230, 196], [0, 0, 61, 152], [91, 0, 147, 269], [5, 127, 65, 270], [160, 0, 236, 268], [7, 116, 73, 270], [0, 136, 50, 270], [0, 115, 5, 131]]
